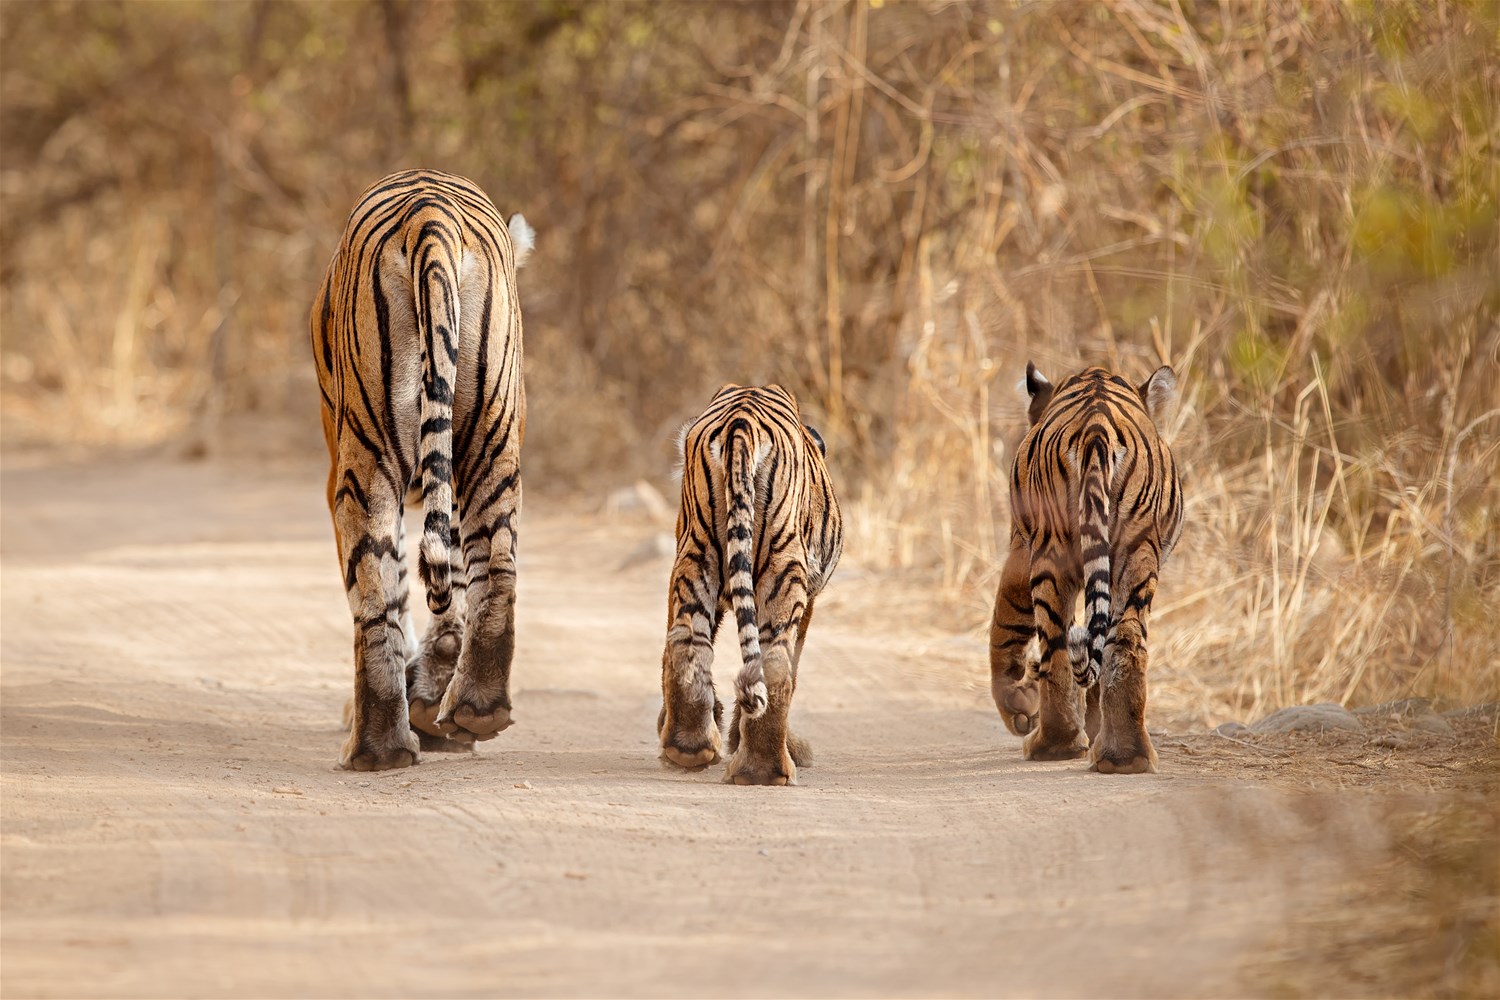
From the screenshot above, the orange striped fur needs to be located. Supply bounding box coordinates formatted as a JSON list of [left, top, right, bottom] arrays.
[[989, 363, 1183, 773], [657, 385, 843, 786], [312, 169, 533, 771]]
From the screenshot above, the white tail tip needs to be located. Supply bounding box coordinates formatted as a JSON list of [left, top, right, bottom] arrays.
[[508, 213, 535, 267]]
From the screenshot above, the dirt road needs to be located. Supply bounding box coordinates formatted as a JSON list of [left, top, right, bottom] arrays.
[[0, 453, 1415, 998]]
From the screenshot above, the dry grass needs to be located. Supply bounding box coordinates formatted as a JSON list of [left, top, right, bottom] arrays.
[[854, 348, 1500, 726], [1153, 376, 1500, 724]]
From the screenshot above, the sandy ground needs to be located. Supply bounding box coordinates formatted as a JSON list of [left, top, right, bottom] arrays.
[[0, 452, 1488, 998]]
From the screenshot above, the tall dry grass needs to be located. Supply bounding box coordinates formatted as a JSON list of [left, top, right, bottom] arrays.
[[2, 0, 1497, 718]]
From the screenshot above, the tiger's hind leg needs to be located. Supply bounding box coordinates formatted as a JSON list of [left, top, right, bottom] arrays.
[[658, 548, 724, 770], [732, 721, 812, 769], [989, 534, 1042, 738], [724, 564, 805, 786], [784, 599, 816, 768], [1022, 545, 1089, 762], [335, 463, 420, 772], [1091, 546, 1160, 774], [408, 519, 472, 751], [726, 601, 813, 768], [343, 515, 465, 749], [434, 455, 521, 743], [729, 703, 811, 768], [724, 643, 796, 785]]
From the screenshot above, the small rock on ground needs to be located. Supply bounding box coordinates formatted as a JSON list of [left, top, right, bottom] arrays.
[[604, 481, 674, 522], [1408, 714, 1454, 735], [1214, 721, 1253, 738], [617, 532, 676, 570], [1251, 703, 1364, 735]]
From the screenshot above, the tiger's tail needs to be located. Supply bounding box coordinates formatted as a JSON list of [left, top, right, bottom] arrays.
[[1078, 425, 1114, 687], [725, 418, 767, 718], [409, 207, 462, 616]]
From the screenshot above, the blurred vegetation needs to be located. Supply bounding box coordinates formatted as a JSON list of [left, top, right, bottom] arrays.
[[2, 0, 1497, 713], [1255, 784, 1500, 999]]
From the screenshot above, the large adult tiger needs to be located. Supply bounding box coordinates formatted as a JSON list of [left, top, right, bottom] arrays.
[[312, 169, 534, 771], [657, 384, 843, 786], [989, 362, 1182, 773]]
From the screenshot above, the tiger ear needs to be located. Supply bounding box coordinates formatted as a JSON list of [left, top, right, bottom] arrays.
[[1025, 361, 1054, 426], [803, 423, 826, 457], [1138, 366, 1178, 426]]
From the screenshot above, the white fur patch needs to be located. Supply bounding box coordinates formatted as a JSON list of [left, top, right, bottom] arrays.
[[507, 213, 535, 268], [1143, 366, 1178, 426], [670, 421, 693, 485], [753, 436, 772, 467]]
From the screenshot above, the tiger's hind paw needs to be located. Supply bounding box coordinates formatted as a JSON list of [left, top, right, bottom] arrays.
[[1091, 753, 1156, 774], [1023, 728, 1090, 762], [439, 703, 513, 741], [723, 747, 796, 786], [344, 746, 418, 771], [433, 674, 514, 742], [340, 724, 420, 772], [409, 697, 474, 742], [660, 744, 721, 771], [660, 725, 722, 771], [1090, 731, 1158, 774]]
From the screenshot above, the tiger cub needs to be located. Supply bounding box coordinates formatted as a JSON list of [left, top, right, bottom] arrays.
[[989, 362, 1183, 773], [657, 384, 843, 786], [312, 169, 533, 771]]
